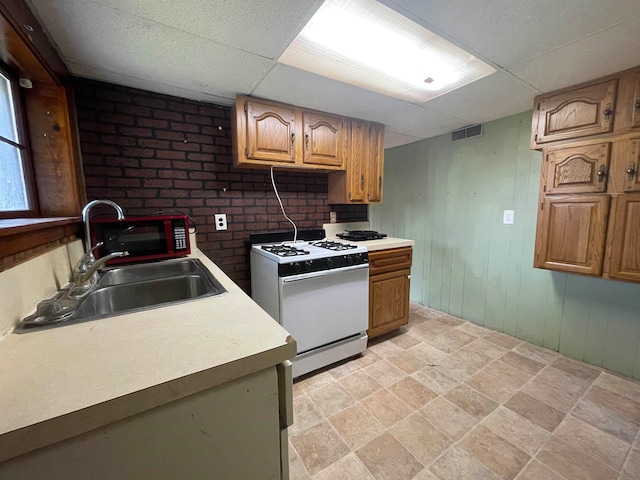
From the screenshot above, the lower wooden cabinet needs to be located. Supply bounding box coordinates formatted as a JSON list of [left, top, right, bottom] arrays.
[[608, 193, 640, 281], [368, 247, 412, 339]]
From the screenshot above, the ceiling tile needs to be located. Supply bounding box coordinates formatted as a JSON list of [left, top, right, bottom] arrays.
[[508, 17, 640, 92], [384, 131, 424, 149], [70, 0, 323, 59], [382, 0, 640, 68], [425, 71, 539, 124]]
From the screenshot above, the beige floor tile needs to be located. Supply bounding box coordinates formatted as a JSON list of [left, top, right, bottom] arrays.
[[410, 320, 454, 341], [437, 315, 466, 327], [554, 415, 631, 470], [356, 432, 424, 480], [327, 360, 361, 379], [361, 389, 413, 428], [455, 322, 492, 338], [288, 444, 311, 480], [426, 329, 476, 354], [500, 351, 545, 375], [298, 371, 334, 393], [390, 413, 451, 464], [312, 453, 374, 480], [484, 332, 521, 350], [407, 342, 448, 364], [459, 425, 529, 480], [411, 469, 440, 480], [466, 338, 508, 359], [537, 436, 617, 480], [387, 351, 429, 374], [504, 392, 565, 431], [293, 381, 305, 398], [388, 376, 438, 410], [432, 355, 479, 382], [521, 377, 580, 413], [307, 382, 356, 417], [483, 360, 532, 388], [465, 371, 517, 404], [584, 385, 640, 423], [353, 350, 383, 368], [338, 370, 383, 401], [513, 342, 559, 365], [363, 359, 408, 387], [481, 406, 549, 456], [623, 446, 640, 479], [290, 394, 323, 435], [451, 346, 494, 369], [408, 313, 429, 327], [536, 365, 592, 394], [328, 404, 385, 450], [290, 421, 350, 476], [571, 400, 639, 444], [552, 356, 601, 382], [429, 446, 501, 480], [419, 397, 478, 440], [368, 338, 405, 358], [515, 459, 565, 480], [595, 372, 640, 401], [389, 332, 422, 349], [413, 366, 460, 394], [444, 384, 498, 420]]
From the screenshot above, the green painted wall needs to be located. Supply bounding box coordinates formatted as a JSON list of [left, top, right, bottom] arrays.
[[370, 111, 640, 379]]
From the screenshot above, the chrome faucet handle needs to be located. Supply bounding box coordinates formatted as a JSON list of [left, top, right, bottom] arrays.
[[74, 241, 105, 274], [70, 250, 129, 298]]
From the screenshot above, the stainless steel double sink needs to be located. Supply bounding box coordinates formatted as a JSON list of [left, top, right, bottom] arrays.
[[19, 258, 226, 330]]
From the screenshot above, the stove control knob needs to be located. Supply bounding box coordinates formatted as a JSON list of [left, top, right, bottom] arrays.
[[354, 254, 362, 264], [304, 261, 312, 271], [293, 262, 302, 273], [346, 255, 354, 265], [326, 258, 334, 268]]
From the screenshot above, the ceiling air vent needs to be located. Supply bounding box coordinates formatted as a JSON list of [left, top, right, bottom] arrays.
[[451, 124, 483, 142]]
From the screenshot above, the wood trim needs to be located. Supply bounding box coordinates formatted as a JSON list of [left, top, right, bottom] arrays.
[[0, 216, 79, 236]]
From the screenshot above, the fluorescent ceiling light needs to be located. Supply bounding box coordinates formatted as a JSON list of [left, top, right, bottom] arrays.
[[278, 0, 496, 104]]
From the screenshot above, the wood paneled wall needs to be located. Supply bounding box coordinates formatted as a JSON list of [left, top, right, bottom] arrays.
[[370, 111, 640, 379]]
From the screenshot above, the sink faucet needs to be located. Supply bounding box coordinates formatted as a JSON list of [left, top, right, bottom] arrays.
[[70, 247, 129, 296], [82, 199, 125, 251]]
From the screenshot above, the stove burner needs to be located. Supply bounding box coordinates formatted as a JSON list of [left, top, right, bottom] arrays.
[[312, 240, 357, 251], [261, 245, 310, 257], [336, 230, 388, 241]]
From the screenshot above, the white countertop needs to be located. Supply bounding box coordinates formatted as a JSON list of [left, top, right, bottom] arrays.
[[0, 249, 296, 463], [323, 222, 415, 251]]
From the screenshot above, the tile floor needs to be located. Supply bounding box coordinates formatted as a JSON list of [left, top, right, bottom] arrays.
[[288, 303, 640, 480]]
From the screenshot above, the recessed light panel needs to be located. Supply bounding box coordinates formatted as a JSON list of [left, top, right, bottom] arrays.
[[279, 0, 496, 104]]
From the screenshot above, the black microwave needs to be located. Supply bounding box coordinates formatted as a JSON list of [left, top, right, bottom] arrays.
[[91, 214, 190, 265]]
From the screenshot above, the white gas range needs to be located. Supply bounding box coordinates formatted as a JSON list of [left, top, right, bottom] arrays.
[[249, 231, 369, 378]]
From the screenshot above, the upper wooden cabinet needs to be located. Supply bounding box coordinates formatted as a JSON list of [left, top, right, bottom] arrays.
[[232, 95, 346, 171], [327, 120, 385, 204], [544, 142, 611, 194], [532, 64, 640, 284], [532, 66, 640, 149]]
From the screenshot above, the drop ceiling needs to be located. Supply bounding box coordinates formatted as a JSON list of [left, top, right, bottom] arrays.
[[27, 0, 640, 148]]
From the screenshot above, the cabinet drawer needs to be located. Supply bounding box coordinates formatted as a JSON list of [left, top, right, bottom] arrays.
[[368, 247, 412, 275]]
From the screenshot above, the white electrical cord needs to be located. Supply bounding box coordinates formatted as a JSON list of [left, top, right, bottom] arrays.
[[270, 166, 298, 243]]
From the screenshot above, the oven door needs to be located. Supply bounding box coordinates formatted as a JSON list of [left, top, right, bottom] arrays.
[[278, 264, 369, 354]]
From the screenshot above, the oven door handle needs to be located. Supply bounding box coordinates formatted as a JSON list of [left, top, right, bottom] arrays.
[[281, 263, 369, 282]]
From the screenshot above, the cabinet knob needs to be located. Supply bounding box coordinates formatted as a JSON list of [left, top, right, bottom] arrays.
[[635, 100, 640, 109], [291, 133, 295, 149], [627, 163, 636, 177], [603, 103, 613, 120], [305, 133, 309, 150], [597, 164, 607, 181]]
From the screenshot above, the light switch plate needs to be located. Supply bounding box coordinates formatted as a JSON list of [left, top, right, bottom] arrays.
[[503, 210, 515, 225], [215, 214, 227, 231], [329, 211, 337, 223]]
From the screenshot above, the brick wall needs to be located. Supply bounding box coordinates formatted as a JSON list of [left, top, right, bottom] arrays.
[[74, 79, 367, 292]]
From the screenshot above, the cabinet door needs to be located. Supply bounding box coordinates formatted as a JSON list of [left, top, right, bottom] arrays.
[[608, 194, 640, 281], [632, 71, 640, 129], [246, 100, 296, 164], [302, 112, 345, 169], [367, 123, 384, 203], [535, 80, 617, 144], [347, 120, 367, 203], [624, 139, 640, 192], [537, 195, 609, 275], [545, 143, 610, 194], [369, 268, 410, 338]]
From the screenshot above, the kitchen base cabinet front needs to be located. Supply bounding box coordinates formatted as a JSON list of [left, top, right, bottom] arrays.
[[0, 367, 290, 480], [368, 247, 412, 339]]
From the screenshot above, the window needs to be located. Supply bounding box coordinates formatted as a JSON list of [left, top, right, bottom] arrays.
[[0, 66, 35, 217]]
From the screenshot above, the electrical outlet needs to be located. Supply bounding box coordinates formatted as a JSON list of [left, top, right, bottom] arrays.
[[214, 214, 227, 231], [503, 210, 515, 225], [330, 211, 337, 223]]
